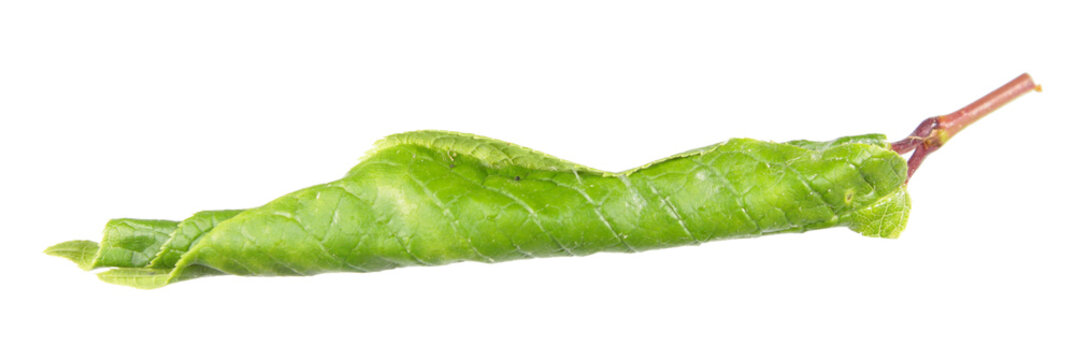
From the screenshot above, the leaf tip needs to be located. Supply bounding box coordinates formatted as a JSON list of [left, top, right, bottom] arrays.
[[44, 240, 100, 270]]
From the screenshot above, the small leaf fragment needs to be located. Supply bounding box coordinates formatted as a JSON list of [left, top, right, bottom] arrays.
[[44, 240, 99, 270]]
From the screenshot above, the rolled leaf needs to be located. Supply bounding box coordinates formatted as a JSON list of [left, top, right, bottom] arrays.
[[46, 131, 909, 289]]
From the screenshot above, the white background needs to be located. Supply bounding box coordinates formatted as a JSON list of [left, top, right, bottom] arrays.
[[2, 1, 1072, 359]]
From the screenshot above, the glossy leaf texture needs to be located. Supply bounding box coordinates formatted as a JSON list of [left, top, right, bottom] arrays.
[[46, 130, 909, 289]]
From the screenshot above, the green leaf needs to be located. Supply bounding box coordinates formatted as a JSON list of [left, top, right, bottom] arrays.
[[148, 210, 243, 269], [97, 265, 223, 290], [847, 185, 911, 238], [44, 240, 99, 270], [92, 219, 179, 269], [47, 131, 913, 288]]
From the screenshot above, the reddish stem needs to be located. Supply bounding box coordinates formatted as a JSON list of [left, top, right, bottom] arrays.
[[938, 73, 1041, 138], [892, 73, 1040, 181]]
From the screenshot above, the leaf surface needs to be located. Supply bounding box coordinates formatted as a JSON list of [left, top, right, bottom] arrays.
[[47, 131, 910, 288]]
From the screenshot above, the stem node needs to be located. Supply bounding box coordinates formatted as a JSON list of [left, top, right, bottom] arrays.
[[893, 73, 1038, 181]]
